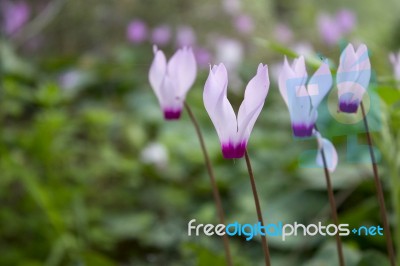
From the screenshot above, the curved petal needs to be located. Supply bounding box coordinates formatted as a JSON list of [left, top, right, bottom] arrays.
[[354, 44, 371, 92], [149, 46, 167, 103], [337, 43, 359, 84], [316, 133, 338, 173], [167, 47, 197, 99], [278, 57, 293, 107], [279, 56, 308, 108], [292, 56, 307, 77], [237, 64, 270, 142], [203, 63, 237, 144], [307, 61, 333, 109], [159, 75, 183, 118]]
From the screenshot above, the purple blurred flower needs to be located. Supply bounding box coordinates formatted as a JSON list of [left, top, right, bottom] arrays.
[[234, 14, 254, 34], [127, 19, 148, 44], [318, 13, 342, 46], [2, 1, 30, 35], [151, 25, 171, 46], [194, 47, 212, 69], [336, 9, 356, 33], [317, 10, 356, 46], [274, 23, 293, 43], [176, 26, 196, 47], [389, 52, 400, 82]]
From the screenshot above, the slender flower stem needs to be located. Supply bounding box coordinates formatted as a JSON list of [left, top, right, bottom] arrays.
[[360, 102, 396, 266], [244, 150, 271, 266], [184, 102, 233, 266], [319, 145, 345, 266]]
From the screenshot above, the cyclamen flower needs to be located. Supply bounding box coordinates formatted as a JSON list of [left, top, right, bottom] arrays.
[[336, 43, 371, 113], [279, 56, 332, 137], [389, 51, 400, 82], [204, 63, 269, 159], [127, 19, 148, 44], [2, 1, 30, 35], [151, 25, 171, 46], [317, 9, 356, 46], [149, 46, 197, 120]]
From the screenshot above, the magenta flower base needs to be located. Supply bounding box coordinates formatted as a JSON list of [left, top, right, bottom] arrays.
[[292, 124, 314, 137], [222, 142, 246, 159], [339, 101, 359, 113], [163, 109, 181, 120]]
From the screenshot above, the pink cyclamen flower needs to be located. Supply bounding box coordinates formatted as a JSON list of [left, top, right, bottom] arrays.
[[336, 43, 371, 113], [234, 14, 254, 34], [336, 9, 356, 33], [278, 56, 332, 137], [317, 13, 342, 46], [317, 10, 356, 46], [127, 19, 148, 44], [176, 26, 196, 47], [389, 52, 400, 82], [2, 1, 30, 35], [204, 63, 269, 159], [151, 25, 171, 46], [194, 47, 212, 69], [149, 46, 197, 120]]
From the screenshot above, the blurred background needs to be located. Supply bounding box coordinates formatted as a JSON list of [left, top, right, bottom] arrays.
[[1, 0, 400, 265]]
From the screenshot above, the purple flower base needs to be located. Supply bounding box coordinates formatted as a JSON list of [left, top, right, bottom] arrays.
[[163, 109, 181, 120], [338, 101, 359, 113], [222, 141, 246, 159], [292, 124, 314, 138]]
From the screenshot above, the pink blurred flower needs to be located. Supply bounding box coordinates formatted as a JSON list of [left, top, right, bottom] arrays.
[[2, 1, 30, 35], [336, 9, 356, 33], [317, 10, 356, 46], [234, 14, 254, 34], [318, 13, 342, 46], [127, 19, 148, 44], [274, 23, 293, 43], [194, 47, 212, 69], [176, 26, 196, 47], [151, 25, 171, 46]]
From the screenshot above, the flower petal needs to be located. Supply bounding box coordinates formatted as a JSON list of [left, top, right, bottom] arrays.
[[237, 64, 270, 142], [149, 46, 167, 103], [203, 63, 237, 144], [354, 44, 371, 91], [337, 43, 359, 84], [167, 47, 197, 98], [307, 60, 332, 109], [316, 133, 338, 173]]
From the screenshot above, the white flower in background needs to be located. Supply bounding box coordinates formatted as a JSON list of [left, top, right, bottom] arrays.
[[222, 0, 241, 15], [141, 142, 168, 168], [215, 38, 243, 71], [389, 51, 400, 83]]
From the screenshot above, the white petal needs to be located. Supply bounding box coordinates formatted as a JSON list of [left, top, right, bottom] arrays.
[[307, 61, 332, 109], [337, 43, 359, 84], [159, 75, 182, 110], [203, 64, 237, 144], [354, 44, 371, 92], [167, 47, 197, 98], [149, 48, 167, 103], [316, 133, 338, 173], [237, 64, 270, 141]]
